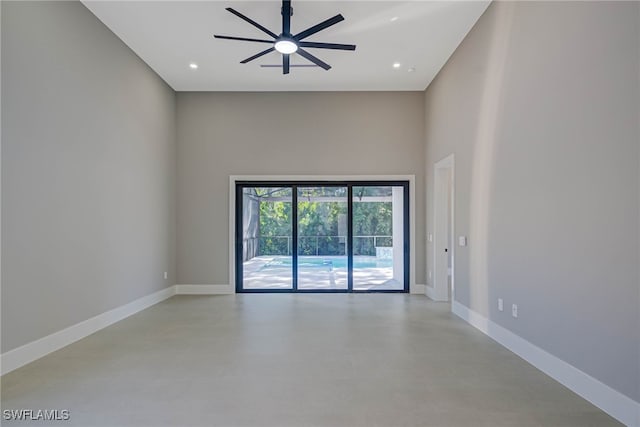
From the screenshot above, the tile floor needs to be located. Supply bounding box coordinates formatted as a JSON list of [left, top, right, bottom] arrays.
[[1, 294, 621, 426]]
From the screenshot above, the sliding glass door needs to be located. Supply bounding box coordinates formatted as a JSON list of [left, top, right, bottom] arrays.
[[240, 186, 293, 290], [297, 186, 349, 290], [236, 181, 409, 293], [352, 186, 405, 290]]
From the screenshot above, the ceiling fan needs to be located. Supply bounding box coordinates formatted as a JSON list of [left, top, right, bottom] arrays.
[[213, 0, 356, 74]]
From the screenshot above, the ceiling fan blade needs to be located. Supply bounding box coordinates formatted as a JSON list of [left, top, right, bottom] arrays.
[[294, 14, 344, 41], [214, 35, 274, 44], [282, 0, 292, 35], [225, 7, 278, 39], [240, 47, 275, 64], [299, 42, 356, 51], [283, 54, 290, 75], [296, 48, 331, 70]]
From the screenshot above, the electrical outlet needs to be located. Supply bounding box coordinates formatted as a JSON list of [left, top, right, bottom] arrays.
[[498, 298, 503, 311], [164, 272, 168, 280], [512, 304, 518, 318]]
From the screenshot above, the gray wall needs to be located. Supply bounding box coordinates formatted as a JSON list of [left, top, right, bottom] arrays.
[[176, 92, 425, 287], [2, 1, 176, 352], [424, 1, 639, 402]]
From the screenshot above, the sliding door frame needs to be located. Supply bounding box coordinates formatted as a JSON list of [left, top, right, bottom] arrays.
[[234, 179, 410, 293]]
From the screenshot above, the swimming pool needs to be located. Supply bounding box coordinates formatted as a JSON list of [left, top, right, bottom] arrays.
[[262, 256, 392, 270]]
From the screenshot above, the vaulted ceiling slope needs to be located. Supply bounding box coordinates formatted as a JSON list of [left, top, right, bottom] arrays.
[[83, 1, 490, 91]]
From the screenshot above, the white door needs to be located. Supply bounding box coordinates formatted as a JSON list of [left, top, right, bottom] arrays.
[[432, 155, 454, 301]]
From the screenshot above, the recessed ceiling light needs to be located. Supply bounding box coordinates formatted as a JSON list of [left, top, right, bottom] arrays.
[[390, 16, 399, 22], [189, 63, 199, 70], [393, 63, 401, 69], [408, 67, 416, 73]]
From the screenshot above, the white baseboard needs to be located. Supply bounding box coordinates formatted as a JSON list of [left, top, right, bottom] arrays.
[[411, 284, 426, 294], [425, 284, 449, 301], [1, 286, 176, 376], [175, 284, 234, 295], [452, 301, 640, 427], [425, 284, 437, 300]]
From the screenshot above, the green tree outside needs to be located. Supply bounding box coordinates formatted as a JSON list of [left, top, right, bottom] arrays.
[[256, 186, 393, 257]]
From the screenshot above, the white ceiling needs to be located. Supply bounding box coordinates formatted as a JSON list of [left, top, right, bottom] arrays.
[[82, 1, 490, 91]]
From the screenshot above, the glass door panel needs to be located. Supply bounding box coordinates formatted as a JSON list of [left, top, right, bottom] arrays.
[[352, 186, 405, 290], [297, 186, 348, 290], [241, 187, 293, 290], [237, 181, 408, 293]]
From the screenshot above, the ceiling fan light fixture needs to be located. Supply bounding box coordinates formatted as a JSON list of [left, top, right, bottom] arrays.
[[274, 39, 298, 54]]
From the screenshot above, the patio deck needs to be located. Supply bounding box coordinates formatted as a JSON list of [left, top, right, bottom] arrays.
[[242, 256, 403, 291]]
